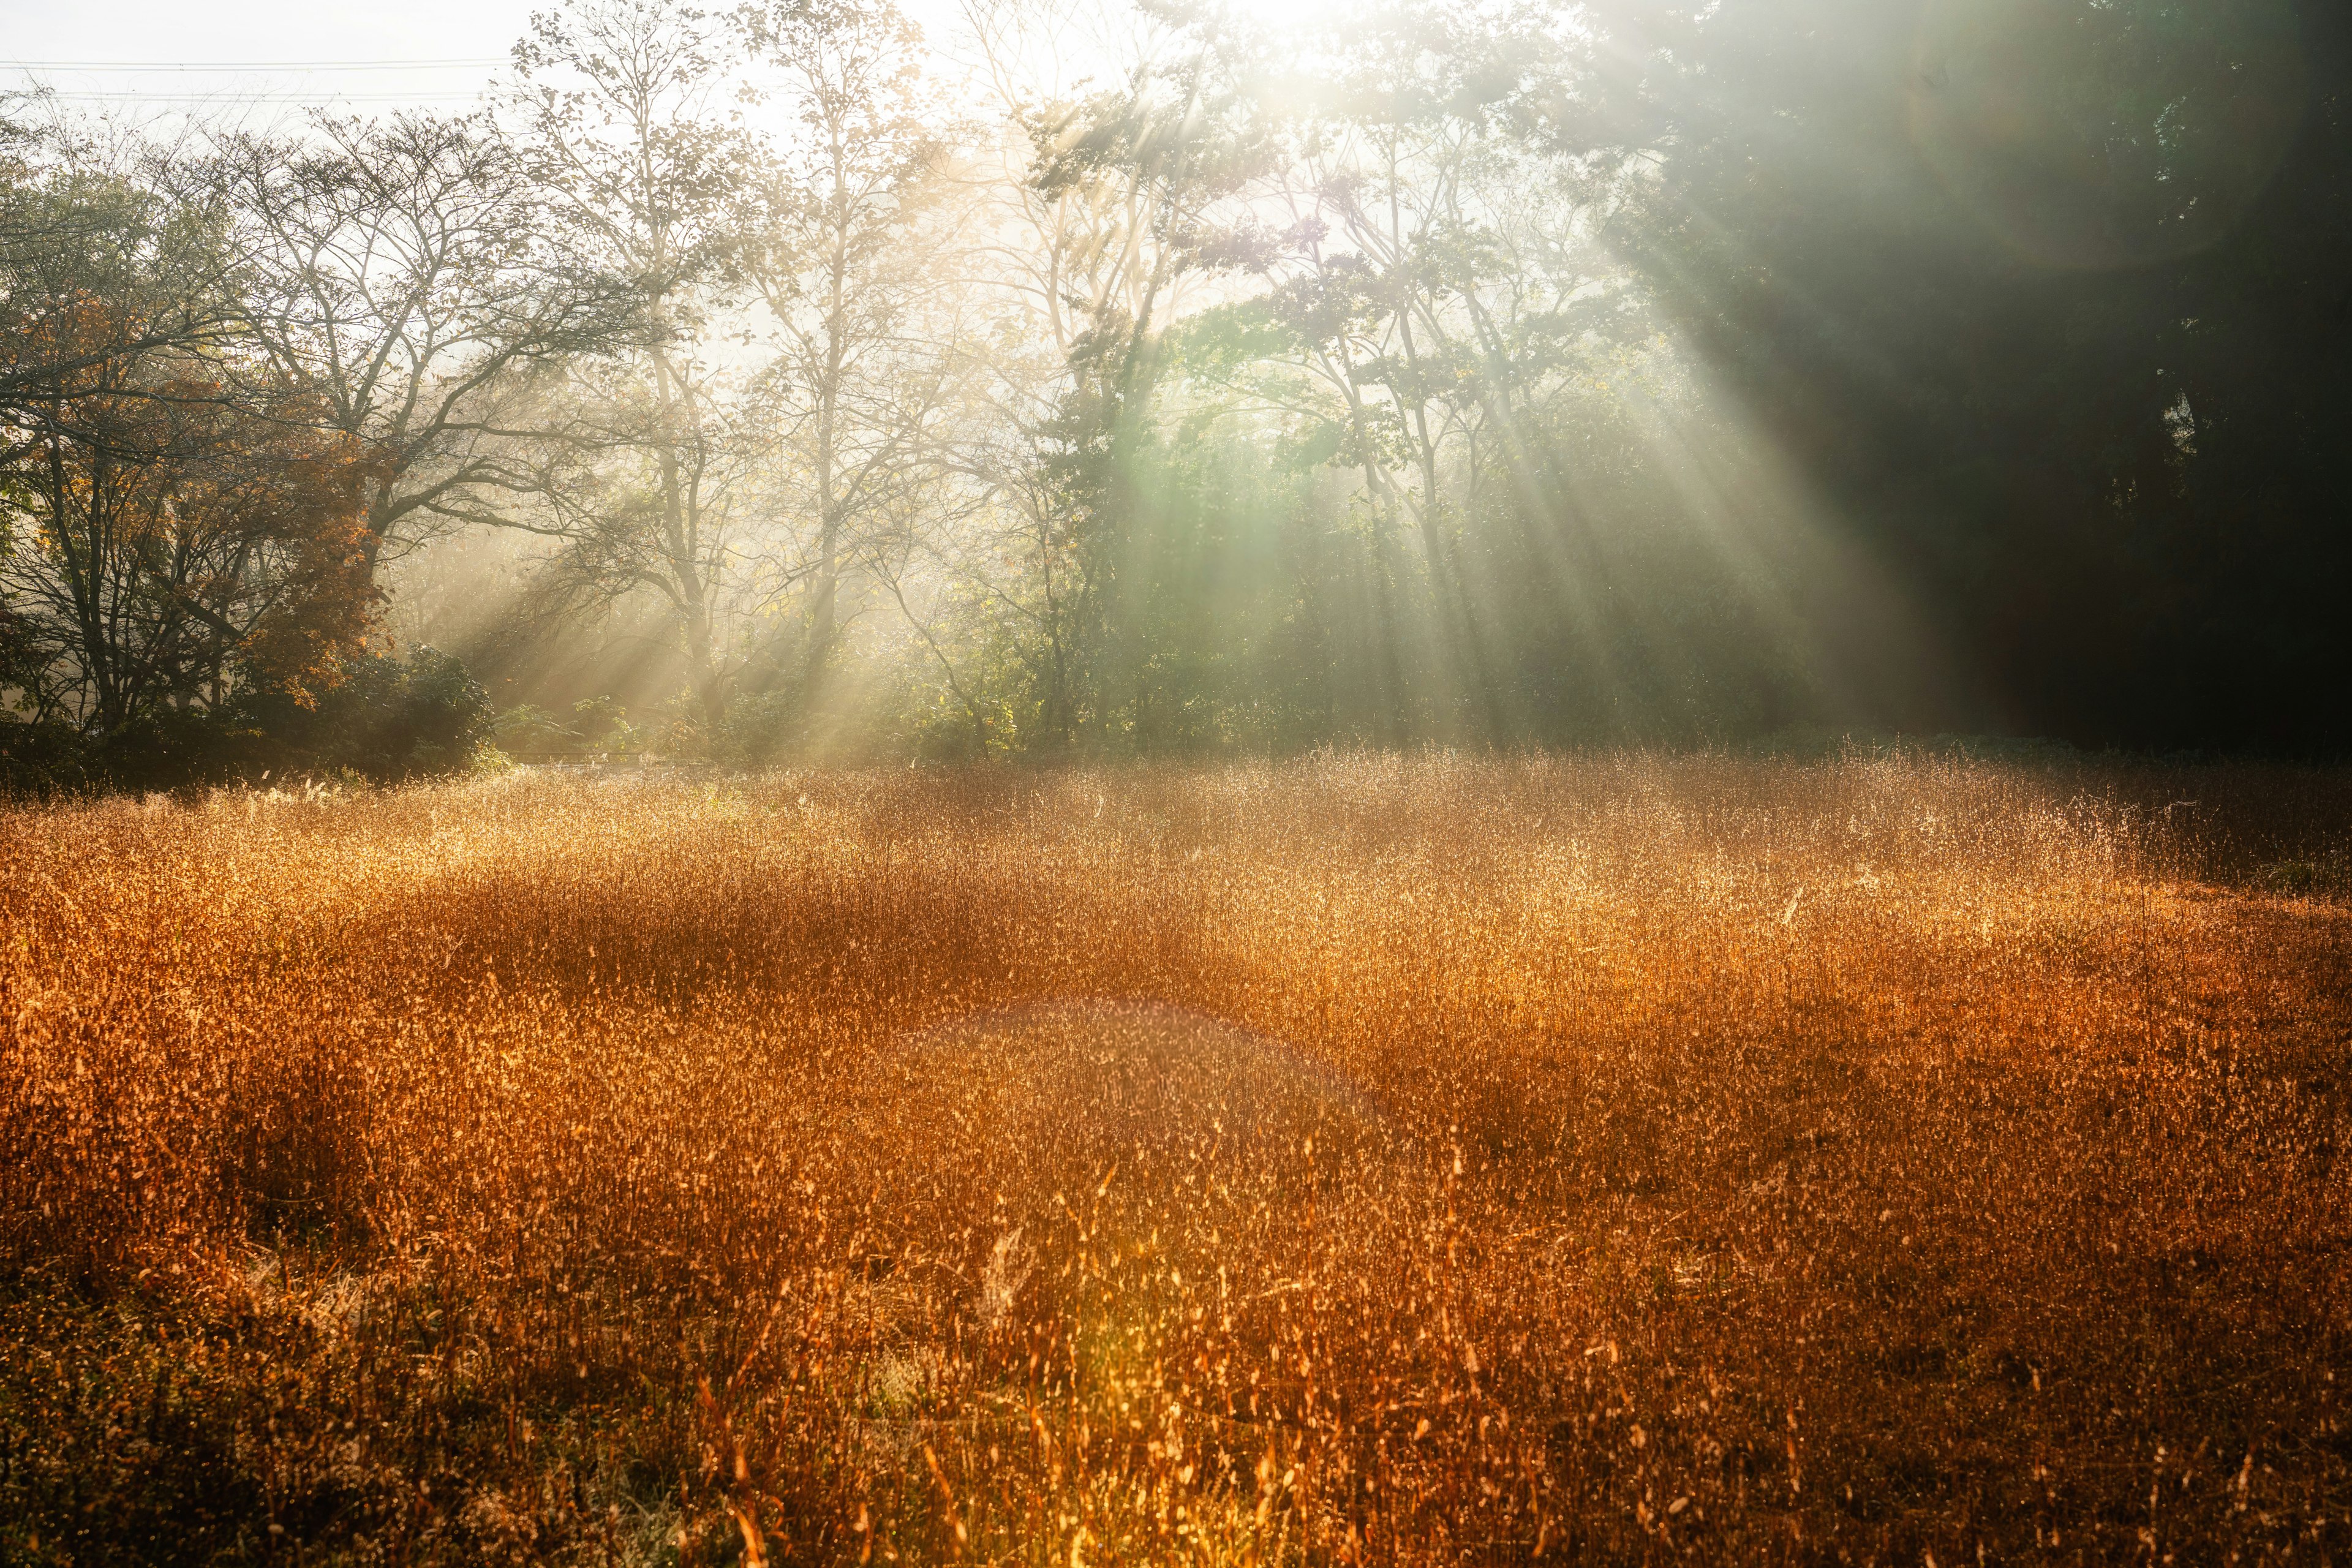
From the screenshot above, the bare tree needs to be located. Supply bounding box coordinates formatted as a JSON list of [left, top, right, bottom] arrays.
[[1237, 0, 1585, 735], [219, 112, 635, 575]]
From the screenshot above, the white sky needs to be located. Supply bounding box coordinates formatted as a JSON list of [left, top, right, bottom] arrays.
[[1, 0, 976, 125]]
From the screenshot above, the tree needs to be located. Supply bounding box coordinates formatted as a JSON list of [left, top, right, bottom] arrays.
[[507, 0, 766, 736], [219, 112, 636, 577], [739, 0, 965, 718], [0, 105, 251, 443], [1229, 0, 1588, 739], [1013, 27, 1275, 746], [1, 320, 379, 732], [0, 132, 381, 736]]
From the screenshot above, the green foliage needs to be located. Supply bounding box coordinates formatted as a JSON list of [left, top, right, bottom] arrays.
[[20, 0, 2346, 769]]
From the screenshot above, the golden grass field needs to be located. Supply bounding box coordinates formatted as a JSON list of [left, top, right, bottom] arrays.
[[3, 754, 2350, 1565]]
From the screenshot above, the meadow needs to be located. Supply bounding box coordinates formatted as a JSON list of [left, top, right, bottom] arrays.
[[2, 753, 2348, 1566]]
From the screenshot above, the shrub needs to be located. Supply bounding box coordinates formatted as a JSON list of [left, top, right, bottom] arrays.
[[0, 718, 94, 797]]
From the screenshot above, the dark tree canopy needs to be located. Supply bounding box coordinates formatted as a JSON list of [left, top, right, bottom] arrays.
[[5, 0, 2349, 776]]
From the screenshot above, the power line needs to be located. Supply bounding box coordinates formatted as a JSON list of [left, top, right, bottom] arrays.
[[6, 59, 507, 72]]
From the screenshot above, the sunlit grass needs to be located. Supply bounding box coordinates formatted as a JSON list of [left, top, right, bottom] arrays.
[[2, 753, 2348, 1562]]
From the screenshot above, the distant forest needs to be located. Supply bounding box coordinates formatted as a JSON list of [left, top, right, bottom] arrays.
[[4, 0, 2347, 781]]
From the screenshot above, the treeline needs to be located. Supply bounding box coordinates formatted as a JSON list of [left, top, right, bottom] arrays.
[[5, 0, 2347, 787]]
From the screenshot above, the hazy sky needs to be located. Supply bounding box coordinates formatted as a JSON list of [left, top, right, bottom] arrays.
[[1, 0, 971, 124], [3, 0, 543, 119]]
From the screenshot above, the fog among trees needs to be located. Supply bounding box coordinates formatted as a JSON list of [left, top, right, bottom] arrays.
[[6, 0, 2347, 778]]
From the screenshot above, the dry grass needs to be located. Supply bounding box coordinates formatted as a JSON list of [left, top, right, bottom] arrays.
[[2, 753, 2350, 1565]]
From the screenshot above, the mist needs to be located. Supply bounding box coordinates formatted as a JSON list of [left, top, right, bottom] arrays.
[[6, 0, 2348, 780]]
